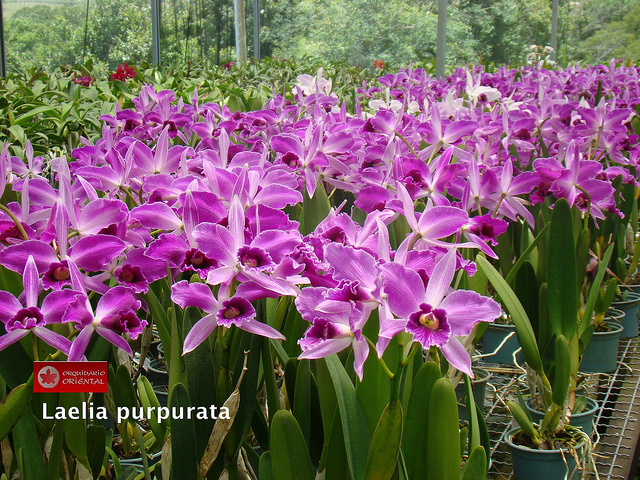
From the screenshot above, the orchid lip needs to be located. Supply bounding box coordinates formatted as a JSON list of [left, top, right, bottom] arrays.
[[7, 306, 44, 331]]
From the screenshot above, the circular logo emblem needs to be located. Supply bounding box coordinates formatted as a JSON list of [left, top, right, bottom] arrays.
[[38, 366, 60, 388]]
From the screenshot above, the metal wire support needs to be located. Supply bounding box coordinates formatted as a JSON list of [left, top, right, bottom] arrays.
[[151, 0, 161, 65], [0, 0, 6, 76], [252, 0, 260, 60], [435, 0, 447, 79]]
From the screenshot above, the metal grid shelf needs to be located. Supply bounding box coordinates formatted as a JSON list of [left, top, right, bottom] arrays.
[[476, 337, 640, 480]]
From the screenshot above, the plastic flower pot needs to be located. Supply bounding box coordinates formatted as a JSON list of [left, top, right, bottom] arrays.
[[526, 397, 598, 436], [145, 358, 168, 386], [455, 367, 490, 422], [149, 339, 161, 359], [579, 322, 623, 373], [611, 292, 640, 338], [481, 323, 524, 365], [505, 428, 585, 480], [153, 385, 168, 407], [607, 308, 625, 321]]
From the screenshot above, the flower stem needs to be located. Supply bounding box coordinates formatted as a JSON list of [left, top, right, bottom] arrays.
[[426, 141, 443, 165], [394, 131, 419, 159], [575, 184, 592, 230], [0, 204, 28, 240], [31, 334, 39, 362], [365, 337, 394, 379], [400, 342, 420, 367]]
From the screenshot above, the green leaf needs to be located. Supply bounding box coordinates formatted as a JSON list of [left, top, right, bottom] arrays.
[[460, 446, 487, 480], [477, 255, 543, 374], [115, 365, 137, 411], [301, 181, 332, 235], [115, 466, 138, 480], [515, 261, 539, 339], [270, 410, 315, 480], [548, 198, 578, 340], [463, 376, 480, 453], [551, 335, 571, 408], [580, 243, 615, 336], [425, 378, 460, 480], [143, 288, 172, 364], [356, 339, 391, 435], [504, 222, 549, 285], [170, 383, 198, 479], [226, 330, 262, 456], [136, 376, 165, 442], [293, 359, 312, 447], [0, 376, 32, 442], [324, 355, 371, 480], [60, 392, 88, 461], [46, 421, 65, 480], [87, 425, 106, 480], [259, 451, 274, 480], [404, 361, 440, 480], [325, 409, 350, 480], [15, 105, 56, 125], [364, 401, 403, 480], [183, 306, 216, 459], [13, 406, 47, 479], [506, 401, 540, 445]]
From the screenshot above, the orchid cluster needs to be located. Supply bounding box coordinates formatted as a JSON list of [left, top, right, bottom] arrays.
[[0, 60, 638, 382]]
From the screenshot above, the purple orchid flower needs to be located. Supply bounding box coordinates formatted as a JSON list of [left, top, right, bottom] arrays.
[[295, 286, 370, 381], [65, 262, 145, 361], [380, 249, 501, 376], [171, 280, 284, 354], [192, 196, 301, 296], [0, 256, 77, 354]]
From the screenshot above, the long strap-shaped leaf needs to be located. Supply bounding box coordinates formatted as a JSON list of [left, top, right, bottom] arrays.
[[364, 400, 403, 480], [324, 355, 371, 480], [548, 198, 578, 340], [425, 378, 460, 480], [579, 242, 615, 337], [477, 255, 543, 375], [270, 410, 315, 480], [504, 222, 550, 285]]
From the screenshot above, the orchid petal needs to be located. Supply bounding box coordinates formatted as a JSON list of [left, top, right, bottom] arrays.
[[68, 235, 126, 272], [96, 326, 133, 357], [439, 336, 473, 377], [425, 248, 456, 307], [171, 281, 219, 313], [439, 290, 501, 336], [33, 327, 72, 354], [0, 329, 29, 352], [239, 320, 285, 340], [183, 313, 218, 354], [68, 325, 94, 361], [298, 337, 353, 359]]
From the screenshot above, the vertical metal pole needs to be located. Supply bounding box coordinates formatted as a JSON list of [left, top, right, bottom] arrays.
[[550, 0, 559, 61], [436, 0, 447, 79], [252, 0, 259, 60], [0, 0, 6, 76], [234, 0, 247, 63], [151, 0, 161, 65]]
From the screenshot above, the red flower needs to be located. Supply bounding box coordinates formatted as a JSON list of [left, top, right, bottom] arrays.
[[221, 61, 235, 70], [110, 62, 137, 81], [374, 60, 386, 69], [72, 72, 94, 87]]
